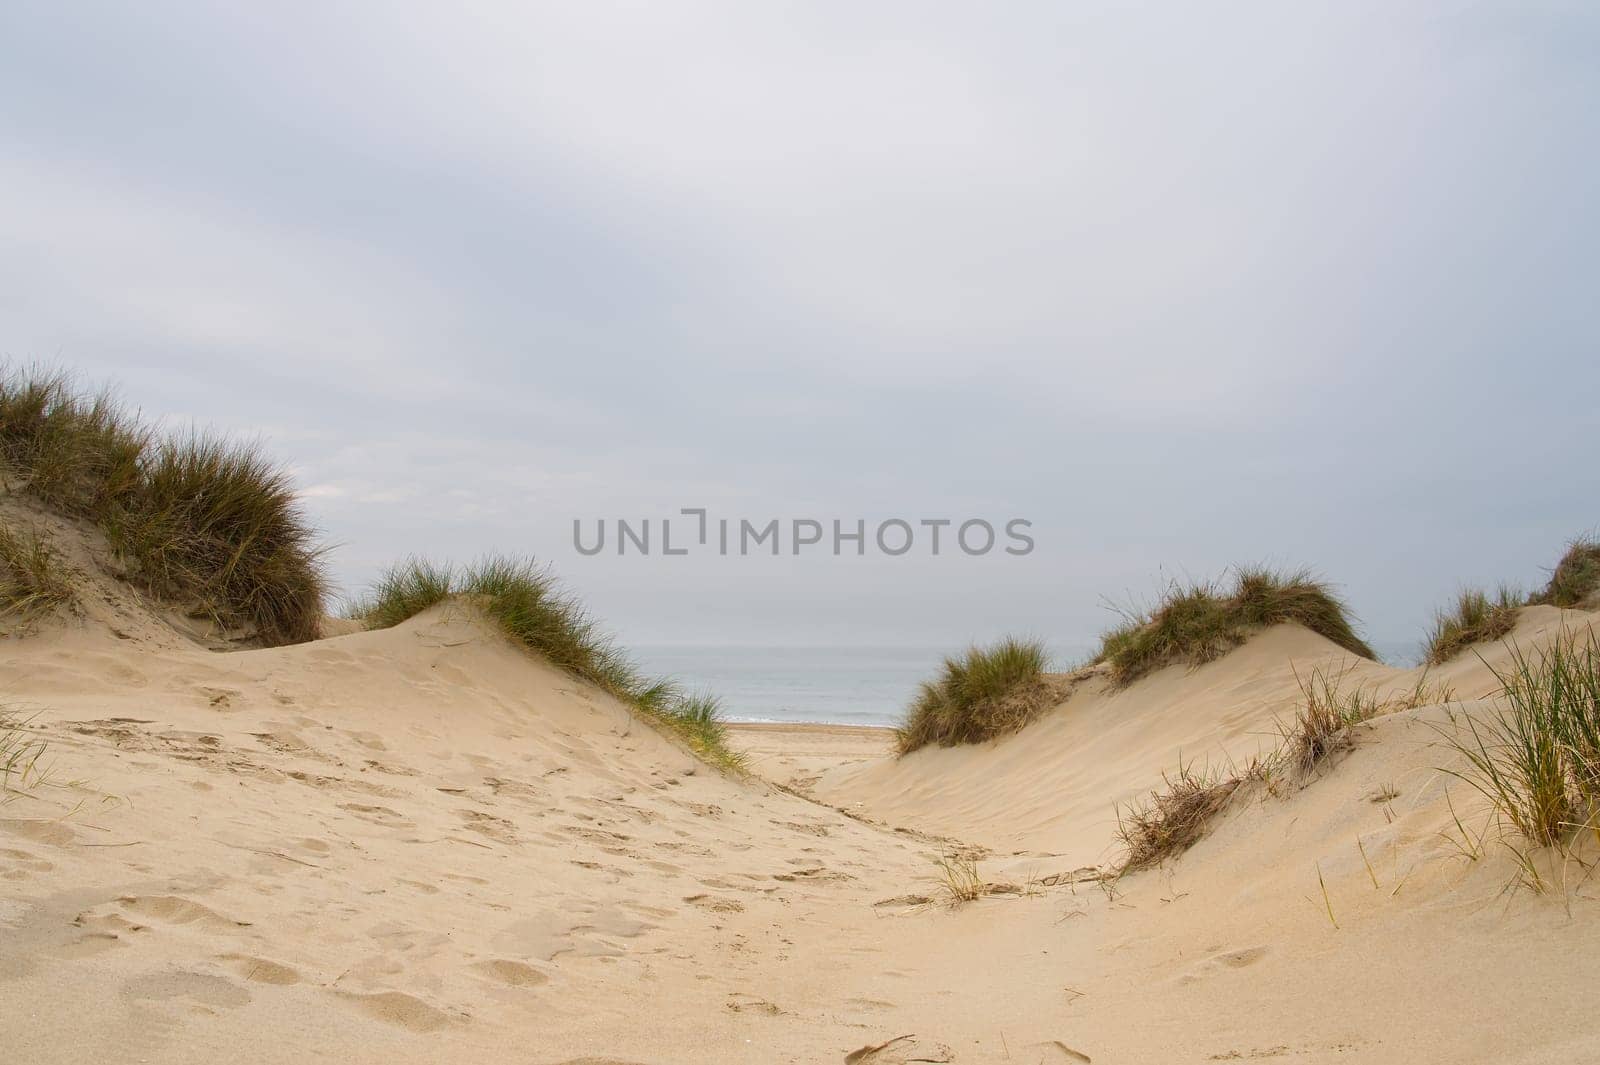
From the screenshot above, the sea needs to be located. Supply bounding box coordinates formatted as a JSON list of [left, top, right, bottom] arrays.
[[631, 639, 1423, 729]]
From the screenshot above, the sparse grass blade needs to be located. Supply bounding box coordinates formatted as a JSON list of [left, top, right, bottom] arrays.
[[1277, 664, 1451, 778], [0, 709, 49, 800], [933, 856, 986, 906]]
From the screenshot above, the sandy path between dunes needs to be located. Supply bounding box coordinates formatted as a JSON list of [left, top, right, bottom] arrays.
[[4, 560, 1600, 1063]]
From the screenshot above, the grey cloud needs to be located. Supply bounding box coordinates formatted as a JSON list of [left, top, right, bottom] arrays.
[[1, 2, 1596, 649]]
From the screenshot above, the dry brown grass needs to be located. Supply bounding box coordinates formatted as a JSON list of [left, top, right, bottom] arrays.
[[1115, 761, 1242, 872], [1116, 667, 1455, 875], [932, 856, 986, 905], [1279, 665, 1454, 778]]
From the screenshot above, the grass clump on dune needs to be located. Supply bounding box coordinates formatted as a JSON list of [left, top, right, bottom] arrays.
[[0, 366, 327, 645], [1115, 761, 1241, 873], [1425, 587, 1522, 666], [344, 557, 455, 629], [1439, 630, 1600, 850], [1096, 566, 1374, 686], [353, 556, 745, 773], [1529, 537, 1600, 610], [110, 434, 327, 643], [0, 367, 148, 517], [895, 637, 1060, 754], [0, 521, 75, 629], [1117, 667, 1454, 875]]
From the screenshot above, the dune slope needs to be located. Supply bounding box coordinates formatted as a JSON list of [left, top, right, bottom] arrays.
[[5, 514, 1600, 1063]]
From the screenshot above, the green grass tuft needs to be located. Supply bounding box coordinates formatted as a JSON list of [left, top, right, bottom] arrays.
[[1530, 537, 1600, 610], [0, 521, 75, 629], [1, 366, 326, 645], [1425, 587, 1522, 665], [352, 555, 746, 773], [345, 557, 455, 628], [896, 637, 1058, 754], [658, 692, 743, 773], [1095, 566, 1374, 686], [1437, 630, 1600, 848]]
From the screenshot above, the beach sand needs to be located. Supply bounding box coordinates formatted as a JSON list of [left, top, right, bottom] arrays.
[[4, 501, 1600, 1062]]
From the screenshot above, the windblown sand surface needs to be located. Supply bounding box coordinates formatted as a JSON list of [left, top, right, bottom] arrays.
[[4, 511, 1600, 1063]]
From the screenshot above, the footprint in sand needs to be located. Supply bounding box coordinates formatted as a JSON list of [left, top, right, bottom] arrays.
[[471, 958, 550, 988], [1176, 945, 1270, 985], [333, 989, 453, 1033], [346, 730, 387, 751], [683, 894, 745, 914], [0, 845, 54, 879], [73, 909, 148, 936], [113, 895, 251, 932], [57, 931, 125, 959], [220, 953, 302, 985], [1213, 945, 1268, 968], [123, 969, 252, 1009], [197, 686, 240, 710], [456, 808, 518, 844], [844, 998, 897, 1012], [0, 817, 76, 848], [338, 803, 416, 829], [725, 993, 785, 1016]]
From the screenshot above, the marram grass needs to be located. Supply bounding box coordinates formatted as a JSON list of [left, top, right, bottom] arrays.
[[1096, 566, 1374, 686], [1530, 537, 1600, 610], [0, 520, 75, 628], [0, 365, 326, 644], [1437, 630, 1600, 848], [1424, 587, 1522, 666], [896, 637, 1058, 754]]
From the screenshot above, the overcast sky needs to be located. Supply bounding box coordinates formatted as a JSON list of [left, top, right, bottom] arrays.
[[2, 2, 1596, 652]]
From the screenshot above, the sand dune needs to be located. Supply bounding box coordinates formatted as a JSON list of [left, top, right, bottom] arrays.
[[5, 503, 1600, 1061], [809, 613, 1577, 860]]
